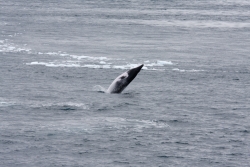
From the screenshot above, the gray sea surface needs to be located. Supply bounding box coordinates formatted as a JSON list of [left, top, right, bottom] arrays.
[[1, 0, 250, 166]]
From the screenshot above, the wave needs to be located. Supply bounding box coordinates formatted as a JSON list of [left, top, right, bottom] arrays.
[[26, 60, 174, 71], [0, 40, 173, 71], [25, 51, 174, 71], [26, 61, 81, 67], [0, 39, 31, 53], [0, 39, 173, 71], [25, 61, 172, 71], [172, 68, 205, 72], [2, 38, 205, 72]]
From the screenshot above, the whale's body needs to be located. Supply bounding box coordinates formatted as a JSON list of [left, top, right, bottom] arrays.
[[107, 64, 144, 94]]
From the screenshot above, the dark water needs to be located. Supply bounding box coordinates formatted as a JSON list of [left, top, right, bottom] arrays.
[[1, 1, 250, 166]]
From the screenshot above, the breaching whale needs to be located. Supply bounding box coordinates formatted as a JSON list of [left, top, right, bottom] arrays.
[[107, 64, 144, 93]]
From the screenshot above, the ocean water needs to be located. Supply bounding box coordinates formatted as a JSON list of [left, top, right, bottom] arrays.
[[1, 0, 250, 166]]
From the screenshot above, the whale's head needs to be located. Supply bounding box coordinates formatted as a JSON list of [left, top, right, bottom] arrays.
[[107, 64, 144, 94]]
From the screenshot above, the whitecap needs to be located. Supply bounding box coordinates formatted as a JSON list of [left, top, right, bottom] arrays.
[[156, 60, 173, 65], [69, 55, 108, 61], [172, 68, 205, 72], [102, 65, 111, 69], [83, 64, 101, 68], [60, 53, 69, 56], [26, 62, 81, 67], [144, 60, 173, 67], [45, 52, 58, 55], [188, 69, 205, 72], [112, 65, 127, 69], [69, 55, 87, 60], [99, 61, 106, 64], [172, 68, 186, 72]]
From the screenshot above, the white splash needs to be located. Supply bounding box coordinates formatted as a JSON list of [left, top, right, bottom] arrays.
[[93, 85, 106, 93]]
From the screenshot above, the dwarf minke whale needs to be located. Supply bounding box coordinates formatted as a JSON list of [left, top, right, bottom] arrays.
[[107, 64, 144, 93]]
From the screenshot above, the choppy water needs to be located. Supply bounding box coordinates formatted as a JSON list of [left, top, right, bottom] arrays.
[[1, 0, 250, 166]]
